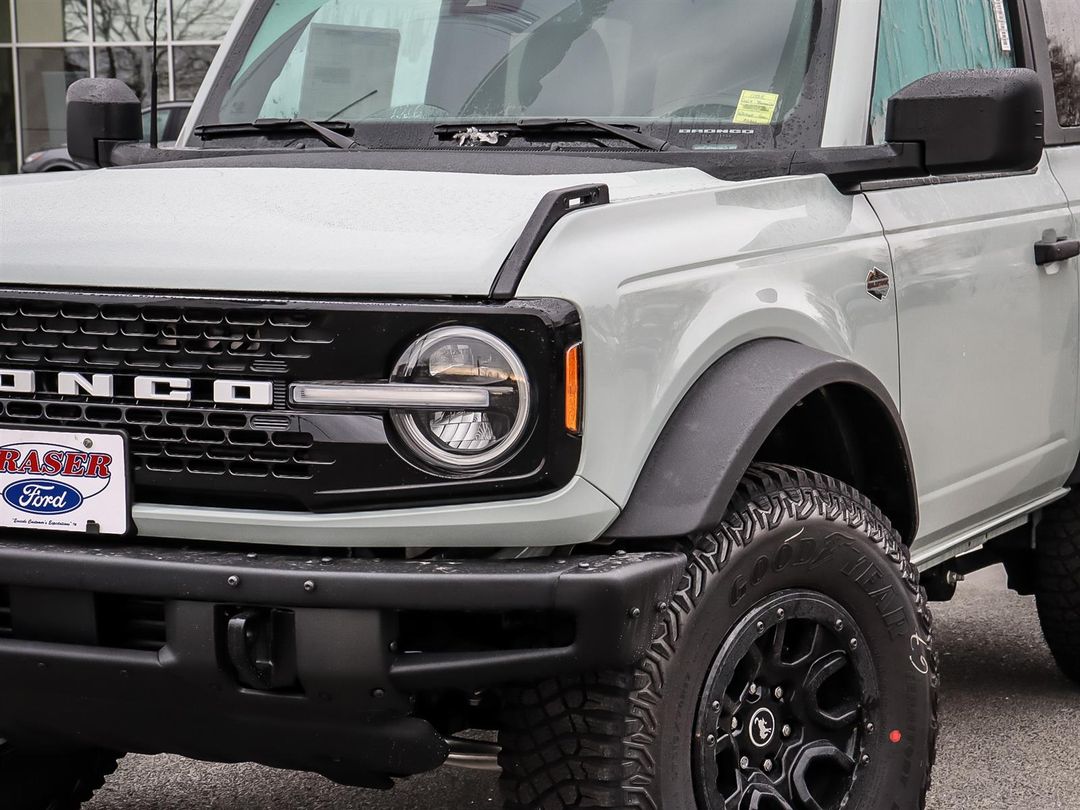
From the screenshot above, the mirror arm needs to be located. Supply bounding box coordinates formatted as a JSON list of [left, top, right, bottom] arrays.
[[790, 142, 926, 192]]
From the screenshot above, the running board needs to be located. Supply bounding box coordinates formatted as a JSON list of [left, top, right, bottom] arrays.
[[911, 488, 1069, 572]]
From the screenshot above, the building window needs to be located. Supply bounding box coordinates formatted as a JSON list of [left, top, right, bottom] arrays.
[[173, 0, 241, 41], [14, 0, 89, 43], [1, 0, 11, 43], [17, 46, 90, 154], [95, 45, 168, 104], [93, 0, 166, 43], [172, 43, 217, 101], [0, 51, 16, 173], [3, 0, 237, 172]]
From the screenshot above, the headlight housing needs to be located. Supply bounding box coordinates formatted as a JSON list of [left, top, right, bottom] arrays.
[[389, 327, 531, 474]]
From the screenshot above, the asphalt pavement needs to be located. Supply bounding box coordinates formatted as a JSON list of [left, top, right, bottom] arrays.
[[85, 566, 1080, 809]]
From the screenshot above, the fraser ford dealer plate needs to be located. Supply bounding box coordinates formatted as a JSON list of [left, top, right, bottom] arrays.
[[0, 427, 130, 535]]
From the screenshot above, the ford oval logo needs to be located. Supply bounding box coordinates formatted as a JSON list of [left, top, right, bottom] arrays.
[[3, 480, 84, 515]]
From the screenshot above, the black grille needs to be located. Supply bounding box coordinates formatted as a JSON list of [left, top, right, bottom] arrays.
[[0, 299, 333, 375], [0, 290, 581, 515], [0, 398, 333, 481]]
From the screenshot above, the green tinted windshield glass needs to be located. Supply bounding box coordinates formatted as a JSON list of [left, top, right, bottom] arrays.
[[205, 0, 831, 151]]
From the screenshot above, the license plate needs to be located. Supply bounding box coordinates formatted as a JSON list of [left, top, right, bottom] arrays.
[[0, 426, 130, 536]]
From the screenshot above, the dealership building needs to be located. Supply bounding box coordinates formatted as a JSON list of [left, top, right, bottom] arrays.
[[0, 0, 241, 174]]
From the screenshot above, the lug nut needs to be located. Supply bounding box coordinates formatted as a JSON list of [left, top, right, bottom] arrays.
[[835, 619, 844, 631], [629, 607, 642, 618], [776, 608, 785, 620], [866, 722, 875, 734], [757, 621, 766, 633], [849, 638, 859, 650], [774, 686, 784, 700], [706, 734, 716, 747], [782, 724, 792, 738], [740, 756, 750, 770], [763, 759, 774, 773], [748, 684, 759, 697], [731, 716, 739, 731], [861, 754, 871, 766], [712, 700, 722, 712]]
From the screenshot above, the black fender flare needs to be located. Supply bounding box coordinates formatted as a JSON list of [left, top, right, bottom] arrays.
[[604, 339, 918, 542]]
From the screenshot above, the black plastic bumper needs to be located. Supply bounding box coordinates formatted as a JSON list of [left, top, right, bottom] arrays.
[[0, 536, 683, 784]]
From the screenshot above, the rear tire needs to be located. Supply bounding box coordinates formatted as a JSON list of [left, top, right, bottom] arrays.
[[498, 464, 938, 809], [1035, 488, 1080, 683], [0, 747, 119, 810]]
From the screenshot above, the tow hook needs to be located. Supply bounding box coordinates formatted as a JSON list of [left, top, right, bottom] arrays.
[[226, 609, 299, 691]]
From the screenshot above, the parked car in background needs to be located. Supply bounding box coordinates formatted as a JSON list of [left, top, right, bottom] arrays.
[[19, 101, 192, 173]]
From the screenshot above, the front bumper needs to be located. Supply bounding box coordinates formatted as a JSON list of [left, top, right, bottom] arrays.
[[0, 535, 683, 784]]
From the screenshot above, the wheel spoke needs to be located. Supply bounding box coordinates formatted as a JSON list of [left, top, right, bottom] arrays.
[[791, 741, 855, 810], [741, 783, 796, 810], [769, 620, 789, 665], [742, 641, 766, 686], [714, 731, 737, 756], [803, 650, 857, 729]]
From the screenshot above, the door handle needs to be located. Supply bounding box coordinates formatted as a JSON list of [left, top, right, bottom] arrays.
[[1035, 237, 1080, 266]]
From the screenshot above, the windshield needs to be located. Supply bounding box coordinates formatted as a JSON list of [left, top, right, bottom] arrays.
[[196, 0, 834, 152]]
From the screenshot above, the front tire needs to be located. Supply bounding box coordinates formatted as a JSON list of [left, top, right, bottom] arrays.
[[499, 465, 937, 809]]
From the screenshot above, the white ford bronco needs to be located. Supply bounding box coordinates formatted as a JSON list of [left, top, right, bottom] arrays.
[[1, 0, 1080, 808]]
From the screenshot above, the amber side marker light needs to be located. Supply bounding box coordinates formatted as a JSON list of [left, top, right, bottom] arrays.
[[565, 343, 583, 434]]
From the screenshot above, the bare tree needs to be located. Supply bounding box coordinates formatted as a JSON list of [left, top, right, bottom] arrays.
[[63, 0, 238, 102]]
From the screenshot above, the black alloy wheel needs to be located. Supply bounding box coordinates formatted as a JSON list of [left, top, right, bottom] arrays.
[[694, 591, 876, 810]]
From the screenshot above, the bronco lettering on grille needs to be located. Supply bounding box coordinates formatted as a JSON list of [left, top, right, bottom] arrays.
[[0, 370, 273, 407]]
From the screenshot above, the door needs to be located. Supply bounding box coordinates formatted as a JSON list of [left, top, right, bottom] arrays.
[[864, 0, 1080, 551]]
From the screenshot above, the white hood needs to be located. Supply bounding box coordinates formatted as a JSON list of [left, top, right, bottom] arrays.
[[0, 165, 720, 296]]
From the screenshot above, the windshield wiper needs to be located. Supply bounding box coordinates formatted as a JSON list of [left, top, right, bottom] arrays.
[[436, 118, 673, 151], [194, 118, 366, 150]]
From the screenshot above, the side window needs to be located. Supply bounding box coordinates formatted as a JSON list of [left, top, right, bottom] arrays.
[[1041, 0, 1080, 128], [870, 0, 1017, 142]]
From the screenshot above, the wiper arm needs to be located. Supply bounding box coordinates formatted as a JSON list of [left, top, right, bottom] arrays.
[[437, 118, 672, 151], [194, 118, 367, 150]]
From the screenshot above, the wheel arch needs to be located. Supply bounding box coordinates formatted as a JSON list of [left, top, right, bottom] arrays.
[[604, 339, 919, 544]]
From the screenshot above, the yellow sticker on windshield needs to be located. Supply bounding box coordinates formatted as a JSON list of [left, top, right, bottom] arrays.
[[733, 90, 780, 125]]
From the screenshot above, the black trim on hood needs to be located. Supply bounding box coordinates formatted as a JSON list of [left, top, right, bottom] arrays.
[[490, 184, 610, 301], [111, 142, 933, 189]]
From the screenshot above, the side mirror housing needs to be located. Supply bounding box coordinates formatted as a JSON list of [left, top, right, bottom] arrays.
[[67, 78, 143, 168], [886, 68, 1044, 175]]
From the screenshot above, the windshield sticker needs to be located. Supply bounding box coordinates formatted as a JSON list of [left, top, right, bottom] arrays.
[[733, 91, 780, 125], [989, 0, 1012, 53]]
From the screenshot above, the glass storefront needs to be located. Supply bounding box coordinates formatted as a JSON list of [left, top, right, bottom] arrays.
[[0, 0, 242, 172]]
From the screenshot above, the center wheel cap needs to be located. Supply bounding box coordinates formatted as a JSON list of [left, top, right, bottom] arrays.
[[749, 707, 777, 748]]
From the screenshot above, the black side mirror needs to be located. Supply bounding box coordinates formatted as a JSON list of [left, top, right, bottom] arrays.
[[67, 78, 143, 168], [886, 68, 1044, 175]]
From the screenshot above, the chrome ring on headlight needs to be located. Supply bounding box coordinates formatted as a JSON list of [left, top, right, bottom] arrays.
[[389, 327, 531, 474]]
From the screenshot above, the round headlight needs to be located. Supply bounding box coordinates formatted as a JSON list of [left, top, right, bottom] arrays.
[[390, 327, 531, 473]]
